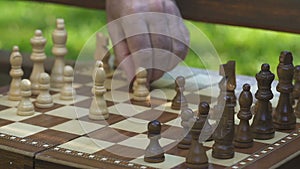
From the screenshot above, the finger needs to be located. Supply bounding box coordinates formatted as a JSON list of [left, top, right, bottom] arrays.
[[120, 13, 153, 82], [107, 16, 136, 81], [164, 0, 190, 70]]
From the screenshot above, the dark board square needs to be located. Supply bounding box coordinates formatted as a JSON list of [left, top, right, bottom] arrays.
[[28, 129, 79, 145], [94, 144, 145, 161], [0, 105, 10, 111], [235, 141, 269, 154], [21, 114, 69, 128], [74, 74, 92, 84], [88, 127, 138, 143], [79, 114, 126, 126], [134, 109, 178, 123], [34, 103, 64, 113], [76, 86, 92, 97], [75, 98, 115, 109], [0, 119, 14, 127]]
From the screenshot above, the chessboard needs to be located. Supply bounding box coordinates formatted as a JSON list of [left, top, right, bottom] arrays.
[[0, 64, 299, 169]]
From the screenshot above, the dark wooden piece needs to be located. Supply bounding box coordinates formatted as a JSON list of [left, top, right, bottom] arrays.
[[171, 76, 187, 110], [234, 84, 253, 148], [293, 66, 300, 118], [177, 108, 193, 149], [144, 120, 165, 163], [212, 61, 236, 159], [273, 51, 296, 130], [251, 64, 275, 139], [185, 102, 209, 169]]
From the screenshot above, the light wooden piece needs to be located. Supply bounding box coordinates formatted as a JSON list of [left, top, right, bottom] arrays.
[[29, 30, 47, 95], [36, 73, 53, 108], [89, 61, 109, 120], [94, 32, 112, 76], [133, 67, 150, 103], [8, 46, 24, 101], [50, 18, 67, 90], [60, 65, 75, 100], [17, 79, 35, 116]]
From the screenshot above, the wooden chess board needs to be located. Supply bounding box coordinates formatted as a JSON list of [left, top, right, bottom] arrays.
[[0, 65, 299, 169]]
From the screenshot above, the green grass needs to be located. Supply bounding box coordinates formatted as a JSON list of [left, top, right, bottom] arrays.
[[1, 1, 300, 76]]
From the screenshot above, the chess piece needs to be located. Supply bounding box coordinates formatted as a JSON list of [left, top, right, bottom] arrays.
[[186, 102, 209, 169], [133, 67, 150, 106], [234, 84, 253, 148], [212, 61, 236, 159], [8, 46, 24, 101], [293, 66, 300, 118], [29, 30, 47, 95], [144, 120, 165, 163], [50, 18, 67, 90], [36, 73, 53, 108], [251, 64, 275, 139], [178, 108, 194, 149], [17, 79, 35, 116], [273, 51, 296, 130], [89, 61, 109, 120], [94, 32, 112, 76], [60, 65, 75, 100], [171, 76, 188, 110]]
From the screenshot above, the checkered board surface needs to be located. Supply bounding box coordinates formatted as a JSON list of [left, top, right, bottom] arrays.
[[0, 66, 300, 169]]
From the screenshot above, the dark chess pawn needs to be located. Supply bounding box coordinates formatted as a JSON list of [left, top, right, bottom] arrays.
[[171, 76, 188, 110], [234, 84, 253, 148], [144, 120, 165, 163], [293, 66, 300, 118], [251, 64, 275, 139], [273, 51, 296, 130], [186, 102, 209, 169], [178, 108, 194, 149]]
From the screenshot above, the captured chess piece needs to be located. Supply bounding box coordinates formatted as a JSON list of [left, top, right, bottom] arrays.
[[234, 84, 253, 148], [212, 61, 236, 159], [60, 65, 75, 100], [144, 120, 165, 163], [36, 73, 53, 108], [251, 64, 275, 139], [293, 66, 300, 118], [186, 102, 209, 169], [178, 108, 194, 149], [133, 67, 150, 106], [273, 51, 296, 130], [17, 79, 35, 116], [8, 46, 24, 101], [89, 61, 109, 120], [50, 18, 67, 90], [29, 29, 47, 95], [171, 76, 188, 110]]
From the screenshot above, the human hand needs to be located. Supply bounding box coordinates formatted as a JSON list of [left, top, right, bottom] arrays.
[[106, 0, 190, 84]]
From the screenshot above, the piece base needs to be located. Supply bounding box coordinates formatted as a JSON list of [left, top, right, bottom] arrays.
[[273, 122, 296, 130], [253, 132, 275, 140], [17, 110, 35, 116], [35, 102, 54, 109], [212, 151, 234, 159], [89, 113, 109, 120], [144, 155, 165, 163]]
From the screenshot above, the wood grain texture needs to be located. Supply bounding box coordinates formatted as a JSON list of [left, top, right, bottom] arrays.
[[29, 0, 300, 34]]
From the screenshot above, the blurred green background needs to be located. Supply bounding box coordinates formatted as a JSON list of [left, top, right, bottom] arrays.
[[1, 1, 300, 76]]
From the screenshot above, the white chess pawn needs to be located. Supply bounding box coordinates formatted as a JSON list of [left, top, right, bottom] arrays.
[[60, 65, 75, 100], [36, 73, 54, 108], [17, 79, 35, 116], [29, 30, 47, 95], [133, 67, 149, 102], [89, 62, 109, 120], [8, 46, 24, 101], [50, 18, 67, 90]]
